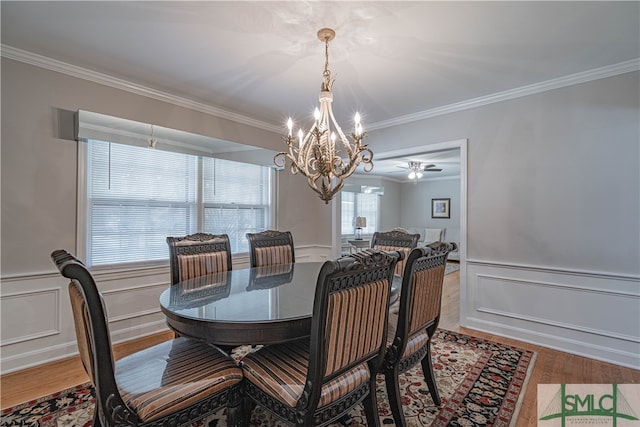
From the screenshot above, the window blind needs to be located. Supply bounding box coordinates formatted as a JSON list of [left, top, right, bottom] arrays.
[[202, 158, 271, 253], [86, 139, 272, 267], [340, 191, 379, 235]]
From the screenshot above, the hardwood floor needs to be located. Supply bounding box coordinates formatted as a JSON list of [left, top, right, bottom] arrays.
[[2, 268, 639, 426]]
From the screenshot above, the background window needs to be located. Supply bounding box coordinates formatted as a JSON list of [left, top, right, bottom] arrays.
[[340, 191, 379, 236]]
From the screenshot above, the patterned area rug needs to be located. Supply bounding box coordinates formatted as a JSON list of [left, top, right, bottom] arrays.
[[445, 262, 460, 275], [1, 330, 535, 427]]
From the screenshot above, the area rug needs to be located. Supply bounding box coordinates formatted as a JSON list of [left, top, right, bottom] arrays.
[[1, 330, 535, 427], [445, 262, 460, 275]]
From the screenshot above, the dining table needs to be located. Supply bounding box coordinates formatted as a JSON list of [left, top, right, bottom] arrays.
[[159, 261, 401, 347]]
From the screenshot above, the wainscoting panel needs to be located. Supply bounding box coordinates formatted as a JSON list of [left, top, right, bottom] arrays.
[[0, 287, 60, 345], [0, 245, 333, 374], [463, 260, 640, 369]]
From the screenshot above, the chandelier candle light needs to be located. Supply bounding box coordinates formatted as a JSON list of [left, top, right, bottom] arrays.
[[274, 28, 373, 203]]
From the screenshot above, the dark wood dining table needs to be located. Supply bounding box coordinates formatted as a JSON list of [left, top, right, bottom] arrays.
[[159, 261, 401, 347]]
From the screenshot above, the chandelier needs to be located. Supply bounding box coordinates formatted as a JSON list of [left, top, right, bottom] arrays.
[[274, 28, 373, 204]]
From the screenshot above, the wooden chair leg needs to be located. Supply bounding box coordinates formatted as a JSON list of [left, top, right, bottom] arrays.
[[362, 377, 381, 427], [238, 394, 256, 427], [384, 369, 406, 427], [421, 340, 441, 406], [92, 407, 103, 427], [226, 386, 243, 427]]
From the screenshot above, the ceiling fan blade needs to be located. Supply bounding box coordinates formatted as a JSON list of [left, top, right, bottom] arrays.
[[422, 164, 442, 172]]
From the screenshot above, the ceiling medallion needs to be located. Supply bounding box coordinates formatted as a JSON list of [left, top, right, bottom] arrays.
[[274, 28, 373, 204]]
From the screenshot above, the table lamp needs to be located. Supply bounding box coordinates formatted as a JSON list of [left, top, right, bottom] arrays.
[[355, 216, 367, 240]]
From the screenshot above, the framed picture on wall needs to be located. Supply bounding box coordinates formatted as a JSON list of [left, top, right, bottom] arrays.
[[431, 198, 450, 219]]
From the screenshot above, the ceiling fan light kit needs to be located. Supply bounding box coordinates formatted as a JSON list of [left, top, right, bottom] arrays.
[[406, 161, 442, 181]]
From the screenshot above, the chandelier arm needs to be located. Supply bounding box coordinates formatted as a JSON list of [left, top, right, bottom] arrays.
[[293, 134, 314, 178], [326, 105, 355, 160]]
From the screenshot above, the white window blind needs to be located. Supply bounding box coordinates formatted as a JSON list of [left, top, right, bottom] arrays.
[[340, 191, 379, 235], [202, 158, 271, 253], [86, 139, 272, 267]]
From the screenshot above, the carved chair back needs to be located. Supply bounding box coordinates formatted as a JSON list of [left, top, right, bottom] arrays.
[[166, 233, 232, 285], [246, 230, 295, 268], [371, 229, 420, 277]]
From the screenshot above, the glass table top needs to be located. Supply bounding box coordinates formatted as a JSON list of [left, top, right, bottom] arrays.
[[159, 262, 324, 323]]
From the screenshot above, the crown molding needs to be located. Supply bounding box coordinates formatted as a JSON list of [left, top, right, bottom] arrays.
[[0, 44, 281, 134], [3, 44, 638, 132], [367, 58, 640, 131]]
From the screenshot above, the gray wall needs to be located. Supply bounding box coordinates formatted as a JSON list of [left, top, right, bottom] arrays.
[[368, 72, 640, 275], [401, 177, 461, 244]]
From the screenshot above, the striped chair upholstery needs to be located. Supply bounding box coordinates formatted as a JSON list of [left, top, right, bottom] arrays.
[[240, 249, 400, 426], [166, 233, 232, 285], [53, 249, 244, 427], [176, 251, 228, 282], [253, 244, 293, 266], [246, 230, 295, 268], [383, 242, 456, 426], [371, 229, 420, 277]]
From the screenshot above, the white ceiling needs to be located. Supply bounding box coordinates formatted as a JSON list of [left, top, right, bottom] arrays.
[[2, 1, 638, 181]]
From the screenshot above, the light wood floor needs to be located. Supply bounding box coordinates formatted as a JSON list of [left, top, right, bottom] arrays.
[[2, 268, 639, 426]]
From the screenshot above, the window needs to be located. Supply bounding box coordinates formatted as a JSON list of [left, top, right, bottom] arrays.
[[202, 157, 271, 254], [84, 139, 272, 267], [340, 191, 379, 236]]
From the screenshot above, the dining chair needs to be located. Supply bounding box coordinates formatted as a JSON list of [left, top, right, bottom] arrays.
[[383, 242, 457, 426], [166, 232, 232, 285], [371, 228, 420, 277], [239, 249, 400, 426], [51, 249, 244, 427], [246, 230, 295, 268]]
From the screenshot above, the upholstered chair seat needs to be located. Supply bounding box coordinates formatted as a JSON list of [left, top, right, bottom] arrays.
[[241, 340, 371, 409], [114, 337, 242, 422]]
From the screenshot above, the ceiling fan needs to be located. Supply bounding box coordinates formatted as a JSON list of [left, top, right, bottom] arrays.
[[405, 161, 442, 180]]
